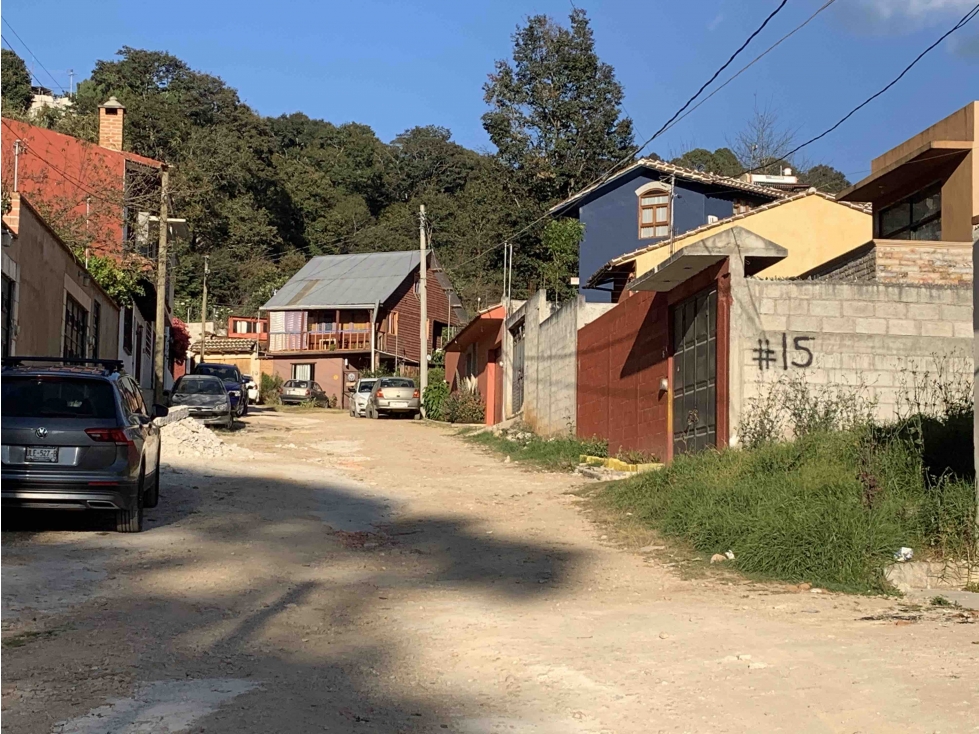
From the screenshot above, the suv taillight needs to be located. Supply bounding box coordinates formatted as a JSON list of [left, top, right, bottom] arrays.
[[413, 390, 420, 398], [85, 428, 134, 445], [376, 390, 385, 399]]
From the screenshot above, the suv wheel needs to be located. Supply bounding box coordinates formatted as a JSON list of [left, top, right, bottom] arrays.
[[116, 466, 145, 533]]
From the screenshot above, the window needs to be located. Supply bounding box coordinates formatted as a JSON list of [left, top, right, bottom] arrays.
[[877, 185, 942, 240], [2, 377, 117, 419], [92, 301, 102, 358], [639, 192, 670, 239], [2, 274, 13, 357], [63, 294, 88, 359], [123, 306, 134, 354], [386, 311, 399, 336], [292, 363, 313, 381]]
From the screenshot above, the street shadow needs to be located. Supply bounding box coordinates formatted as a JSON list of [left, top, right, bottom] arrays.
[[1, 459, 588, 733]]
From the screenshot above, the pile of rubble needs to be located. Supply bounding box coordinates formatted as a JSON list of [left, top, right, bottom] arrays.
[[160, 417, 252, 460]]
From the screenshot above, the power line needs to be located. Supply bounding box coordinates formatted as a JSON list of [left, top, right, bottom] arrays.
[[654, 0, 839, 143], [1, 18, 67, 94], [646, 0, 789, 145], [742, 2, 979, 174], [445, 2, 799, 277], [1, 34, 49, 88]]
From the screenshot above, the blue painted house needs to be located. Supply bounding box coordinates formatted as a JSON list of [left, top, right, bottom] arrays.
[[549, 159, 786, 301]]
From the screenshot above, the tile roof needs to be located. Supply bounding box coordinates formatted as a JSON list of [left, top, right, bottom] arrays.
[[586, 189, 872, 288], [189, 337, 259, 355], [549, 158, 788, 215]]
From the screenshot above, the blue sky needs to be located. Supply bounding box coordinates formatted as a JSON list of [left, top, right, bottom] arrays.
[[3, 0, 978, 183]]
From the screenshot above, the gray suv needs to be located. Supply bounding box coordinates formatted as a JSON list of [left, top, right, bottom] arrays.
[[1, 357, 167, 532]]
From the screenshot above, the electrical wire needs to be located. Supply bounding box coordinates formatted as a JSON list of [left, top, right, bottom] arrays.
[[646, 0, 789, 145], [1, 18, 67, 94], [740, 2, 979, 176]]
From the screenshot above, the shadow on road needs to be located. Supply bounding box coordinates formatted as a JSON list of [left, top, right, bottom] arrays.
[[1, 457, 588, 733]]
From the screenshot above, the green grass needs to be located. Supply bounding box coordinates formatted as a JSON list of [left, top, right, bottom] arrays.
[[465, 430, 607, 472], [598, 430, 975, 593]]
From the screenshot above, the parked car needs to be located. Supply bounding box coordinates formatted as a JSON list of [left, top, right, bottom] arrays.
[[194, 363, 247, 417], [169, 375, 233, 429], [280, 379, 327, 405], [366, 377, 420, 419], [242, 374, 259, 404], [349, 378, 378, 418], [1, 356, 167, 533]]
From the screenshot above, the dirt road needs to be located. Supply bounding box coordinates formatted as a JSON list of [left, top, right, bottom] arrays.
[[3, 409, 977, 733]]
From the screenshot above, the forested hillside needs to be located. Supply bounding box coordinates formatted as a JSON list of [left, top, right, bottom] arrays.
[[1, 10, 847, 317]]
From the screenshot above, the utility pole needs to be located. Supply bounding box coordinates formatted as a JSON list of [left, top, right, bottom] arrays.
[[418, 204, 428, 409], [200, 255, 209, 365], [152, 165, 170, 407]]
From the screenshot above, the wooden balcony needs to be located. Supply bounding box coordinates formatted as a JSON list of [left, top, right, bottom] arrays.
[[267, 329, 373, 353]]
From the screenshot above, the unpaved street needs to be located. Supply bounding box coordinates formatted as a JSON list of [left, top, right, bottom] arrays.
[[3, 410, 977, 733]]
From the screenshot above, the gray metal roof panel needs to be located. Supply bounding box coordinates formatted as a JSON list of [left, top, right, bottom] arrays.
[[260, 251, 422, 310]]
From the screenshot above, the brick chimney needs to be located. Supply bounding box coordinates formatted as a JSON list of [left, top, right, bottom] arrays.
[[98, 96, 125, 151]]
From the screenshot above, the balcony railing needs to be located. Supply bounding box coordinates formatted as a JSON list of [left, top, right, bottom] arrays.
[[268, 329, 372, 353]]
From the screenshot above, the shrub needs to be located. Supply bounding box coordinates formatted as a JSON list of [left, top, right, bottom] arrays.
[[444, 390, 485, 424], [260, 373, 283, 405], [424, 367, 449, 421]]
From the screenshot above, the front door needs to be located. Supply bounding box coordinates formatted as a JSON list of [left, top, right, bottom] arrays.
[[672, 289, 717, 456]]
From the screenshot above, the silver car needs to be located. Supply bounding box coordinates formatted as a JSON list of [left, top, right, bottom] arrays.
[[169, 375, 233, 429], [366, 377, 420, 419], [1, 357, 166, 533], [349, 378, 377, 417]]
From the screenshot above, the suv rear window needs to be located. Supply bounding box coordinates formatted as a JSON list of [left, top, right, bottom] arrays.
[[195, 365, 239, 382], [2, 377, 117, 419], [284, 380, 309, 388]]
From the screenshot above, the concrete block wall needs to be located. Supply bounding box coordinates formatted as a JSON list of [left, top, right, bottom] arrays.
[[505, 291, 612, 436], [730, 279, 973, 442]]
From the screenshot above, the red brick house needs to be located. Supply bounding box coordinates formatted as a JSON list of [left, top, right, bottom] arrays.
[[260, 250, 466, 406]]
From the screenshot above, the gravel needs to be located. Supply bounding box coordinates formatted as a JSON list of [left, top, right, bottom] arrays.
[[161, 417, 252, 459]]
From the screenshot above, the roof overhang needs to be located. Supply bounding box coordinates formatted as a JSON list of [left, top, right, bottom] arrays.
[[839, 141, 973, 203], [260, 303, 376, 312], [629, 227, 787, 293], [444, 305, 506, 351]]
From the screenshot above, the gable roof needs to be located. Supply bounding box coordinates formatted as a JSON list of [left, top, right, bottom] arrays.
[[261, 251, 423, 310], [549, 158, 787, 216], [586, 189, 872, 288]]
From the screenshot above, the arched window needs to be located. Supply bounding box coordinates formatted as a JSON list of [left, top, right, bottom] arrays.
[[636, 182, 671, 239]]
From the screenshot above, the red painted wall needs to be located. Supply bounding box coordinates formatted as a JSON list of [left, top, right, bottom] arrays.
[[382, 263, 452, 365], [444, 316, 505, 425], [577, 262, 730, 461], [577, 292, 671, 459]]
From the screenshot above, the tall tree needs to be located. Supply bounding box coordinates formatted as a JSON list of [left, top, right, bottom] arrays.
[[671, 147, 742, 176], [1, 49, 33, 113], [482, 8, 634, 206], [730, 103, 796, 176], [800, 164, 850, 194]]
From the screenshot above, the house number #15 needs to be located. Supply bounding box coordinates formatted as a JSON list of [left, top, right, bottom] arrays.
[[752, 334, 814, 371]]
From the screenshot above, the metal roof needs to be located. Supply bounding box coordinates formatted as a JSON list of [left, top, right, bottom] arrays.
[[260, 251, 423, 311]]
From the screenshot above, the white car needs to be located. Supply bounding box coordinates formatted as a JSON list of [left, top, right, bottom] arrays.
[[242, 374, 260, 404], [349, 378, 377, 417]]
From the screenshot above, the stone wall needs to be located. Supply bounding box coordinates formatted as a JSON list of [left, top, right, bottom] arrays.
[[805, 240, 972, 285], [729, 277, 973, 443]]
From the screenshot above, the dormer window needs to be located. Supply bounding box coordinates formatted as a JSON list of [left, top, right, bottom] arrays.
[[636, 182, 672, 239]]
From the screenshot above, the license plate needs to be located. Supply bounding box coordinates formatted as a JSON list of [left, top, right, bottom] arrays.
[[26, 447, 58, 463], [391, 401, 409, 408]]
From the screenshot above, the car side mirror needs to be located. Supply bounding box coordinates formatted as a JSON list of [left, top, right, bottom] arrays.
[[152, 404, 169, 419]]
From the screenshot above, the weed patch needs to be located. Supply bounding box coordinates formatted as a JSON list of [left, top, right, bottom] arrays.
[[466, 424, 607, 472], [600, 430, 975, 593]]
